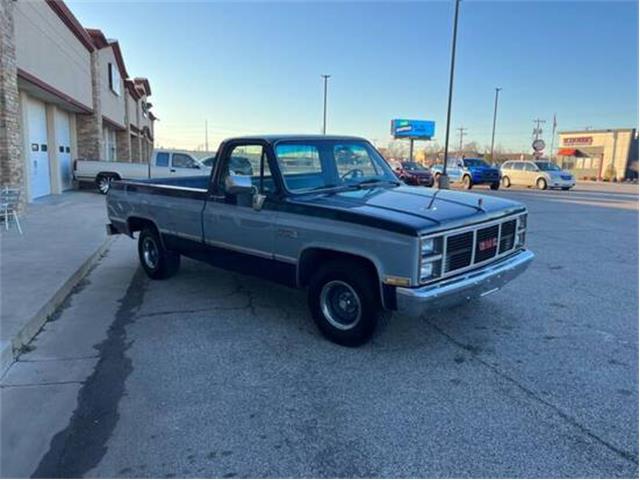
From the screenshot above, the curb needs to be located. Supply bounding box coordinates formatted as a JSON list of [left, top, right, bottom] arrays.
[[0, 236, 116, 377]]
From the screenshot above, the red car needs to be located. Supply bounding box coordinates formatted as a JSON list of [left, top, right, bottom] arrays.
[[394, 161, 434, 187]]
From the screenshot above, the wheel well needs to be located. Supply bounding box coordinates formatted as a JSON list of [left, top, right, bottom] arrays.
[[298, 248, 379, 288], [127, 217, 158, 235], [97, 172, 121, 180]]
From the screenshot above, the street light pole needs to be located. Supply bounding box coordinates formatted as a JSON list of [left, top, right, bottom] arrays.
[[489, 87, 502, 162], [439, 0, 461, 190], [321, 74, 331, 134]]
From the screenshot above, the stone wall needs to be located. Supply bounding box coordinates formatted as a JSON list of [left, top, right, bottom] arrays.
[[76, 50, 103, 160], [0, 0, 24, 202]]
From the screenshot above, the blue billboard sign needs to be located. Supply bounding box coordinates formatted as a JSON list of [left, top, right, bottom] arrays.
[[391, 119, 435, 139]]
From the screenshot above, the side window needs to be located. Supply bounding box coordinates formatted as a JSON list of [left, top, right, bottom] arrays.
[[334, 144, 381, 178], [156, 152, 169, 167], [514, 162, 524, 170], [503, 162, 511, 170], [523, 163, 535, 172], [219, 144, 274, 193], [172, 153, 198, 169]]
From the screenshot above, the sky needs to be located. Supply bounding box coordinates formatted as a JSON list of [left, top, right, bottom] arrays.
[[67, 0, 639, 153]]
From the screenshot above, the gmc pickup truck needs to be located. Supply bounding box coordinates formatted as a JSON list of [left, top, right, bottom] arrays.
[[106, 135, 534, 346]]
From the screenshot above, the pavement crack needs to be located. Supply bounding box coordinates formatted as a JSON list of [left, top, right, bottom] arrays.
[[31, 267, 148, 478], [427, 320, 639, 466]]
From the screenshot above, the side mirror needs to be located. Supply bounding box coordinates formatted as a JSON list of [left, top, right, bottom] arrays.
[[225, 174, 254, 195]]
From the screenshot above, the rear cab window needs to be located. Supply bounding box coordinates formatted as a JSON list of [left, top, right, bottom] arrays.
[[156, 152, 170, 167]]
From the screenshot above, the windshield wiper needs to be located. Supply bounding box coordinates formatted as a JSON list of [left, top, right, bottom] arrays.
[[349, 179, 401, 189]]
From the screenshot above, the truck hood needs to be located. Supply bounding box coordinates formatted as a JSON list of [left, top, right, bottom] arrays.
[[286, 185, 525, 236]]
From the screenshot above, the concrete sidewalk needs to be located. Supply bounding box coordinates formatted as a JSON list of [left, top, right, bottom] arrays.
[[0, 191, 113, 375]]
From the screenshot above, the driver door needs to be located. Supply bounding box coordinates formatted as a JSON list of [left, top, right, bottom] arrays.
[[202, 142, 278, 268]]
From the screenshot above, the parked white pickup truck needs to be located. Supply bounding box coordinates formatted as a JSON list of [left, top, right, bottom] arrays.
[[74, 150, 210, 194]]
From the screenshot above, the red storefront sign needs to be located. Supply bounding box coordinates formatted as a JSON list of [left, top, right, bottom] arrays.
[[563, 136, 593, 146]]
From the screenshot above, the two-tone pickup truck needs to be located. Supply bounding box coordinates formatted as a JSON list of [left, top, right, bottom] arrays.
[[75, 150, 209, 194], [106, 135, 534, 346]]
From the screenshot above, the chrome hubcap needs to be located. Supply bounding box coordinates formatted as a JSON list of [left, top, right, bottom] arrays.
[[99, 177, 112, 193], [320, 280, 361, 330], [142, 237, 159, 269]]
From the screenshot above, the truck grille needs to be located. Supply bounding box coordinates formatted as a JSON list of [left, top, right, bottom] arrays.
[[444, 232, 473, 271], [440, 216, 523, 276]]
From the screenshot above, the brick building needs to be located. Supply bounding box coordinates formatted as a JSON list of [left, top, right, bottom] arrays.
[[0, 0, 156, 204]]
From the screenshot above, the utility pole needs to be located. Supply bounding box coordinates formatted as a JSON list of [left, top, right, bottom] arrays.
[[532, 118, 546, 140], [456, 126, 468, 156], [205, 120, 209, 152], [439, 0, 461, 189], [549, 113, 557, 161], [321, 74, 331, 134], [489, 87, 502, 162]]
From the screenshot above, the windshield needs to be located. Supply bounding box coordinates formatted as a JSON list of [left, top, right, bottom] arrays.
[[535, 162, 561, 171], [401, 162, 428, 172], [463, 158, 489, 167], [274, 140, 398, 193]]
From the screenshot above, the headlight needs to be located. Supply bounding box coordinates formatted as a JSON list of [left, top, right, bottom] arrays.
[[516, 213, 527, 247], [419, 236, 443, 282], [421, 238, 435, 255], [518, 213, 527, 230]]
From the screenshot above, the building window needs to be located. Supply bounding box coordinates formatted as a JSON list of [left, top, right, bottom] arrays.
[[108, 63, 121, 96], [104, 126, 117, 162]]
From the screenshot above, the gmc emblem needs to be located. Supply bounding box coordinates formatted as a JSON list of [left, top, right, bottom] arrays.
[[479, 237, 498, 251]]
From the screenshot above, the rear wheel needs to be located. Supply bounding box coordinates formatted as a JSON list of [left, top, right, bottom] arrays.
[[96, 173, 118, 194], [138, 227, 181, 280], [536, 177, 548, 190], [308, 260, 381, 347], [462, 175, 473, 189], [501, 176, 511, 188], [490, 182, 500, 190]]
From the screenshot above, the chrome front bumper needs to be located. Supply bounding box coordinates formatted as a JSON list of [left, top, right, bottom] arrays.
[[396, 249, 534, 316]]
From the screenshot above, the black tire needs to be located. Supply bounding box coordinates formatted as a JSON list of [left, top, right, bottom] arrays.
[[490, 182, 500, 190], [536, 177, 548, 190], [463, 175, 473, 189], [501, 176, 511, 188], [308, 260, 381, 347], [96, 173, 118, 194], [138, 227, 180, 280]]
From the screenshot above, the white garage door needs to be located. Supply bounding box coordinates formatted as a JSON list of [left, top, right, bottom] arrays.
[[55, 109, 73, 190], [26, 97, 51, 199]]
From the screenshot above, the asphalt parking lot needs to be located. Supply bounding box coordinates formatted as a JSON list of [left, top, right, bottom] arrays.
[[1, 182, 638, 478]]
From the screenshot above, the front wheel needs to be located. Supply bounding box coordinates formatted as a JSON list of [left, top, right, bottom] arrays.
[[463, 175, 473, 189], [501, 176, 511, 188], [138, 227, 181, 280], [308, 260, 381, 347], [536, 177, 548, 190], [490, 182, 500, 190]]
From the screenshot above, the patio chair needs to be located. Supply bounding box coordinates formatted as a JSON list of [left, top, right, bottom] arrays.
[[0, 186, 23, 235]]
